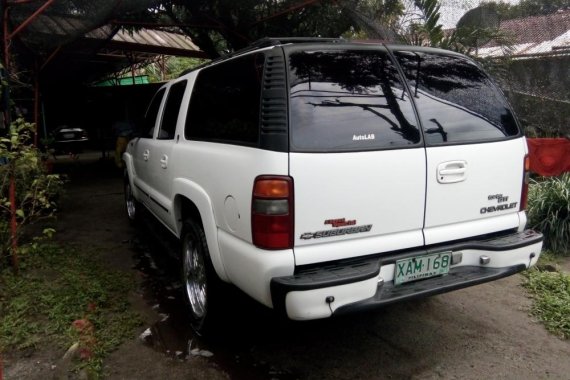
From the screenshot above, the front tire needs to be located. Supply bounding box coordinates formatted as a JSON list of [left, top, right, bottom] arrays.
[[181, 219, 220, 335], [124, 173, 139, 223]]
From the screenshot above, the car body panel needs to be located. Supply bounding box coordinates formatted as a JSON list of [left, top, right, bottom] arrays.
[[290, 149, 426, 265], [123, 40, 543, 322]]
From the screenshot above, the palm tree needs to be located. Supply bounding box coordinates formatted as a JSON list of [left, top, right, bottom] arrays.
[[401, 0, 513, 56]]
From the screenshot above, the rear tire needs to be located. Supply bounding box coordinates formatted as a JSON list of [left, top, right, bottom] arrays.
[[181, 218, 221, 335]]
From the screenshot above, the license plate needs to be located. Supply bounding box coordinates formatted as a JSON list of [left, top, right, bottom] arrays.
[[63, 133, 75, 139], [394, 252, 451, 285]]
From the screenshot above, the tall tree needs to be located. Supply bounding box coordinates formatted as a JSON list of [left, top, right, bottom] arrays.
[[402, 0, 513, 55], [483, 0, 570, 20], [149, 0, 406, 57], [405, 0, 444, 47]]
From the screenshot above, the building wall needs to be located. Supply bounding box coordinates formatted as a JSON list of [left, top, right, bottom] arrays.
[[500, 54, 570, 137]]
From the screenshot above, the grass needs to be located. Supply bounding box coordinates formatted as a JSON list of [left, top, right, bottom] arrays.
[[523, 252, 570, 340], [0, 240, 141, 376]]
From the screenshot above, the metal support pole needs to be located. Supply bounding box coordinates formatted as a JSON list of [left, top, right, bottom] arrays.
[[9, 174, 18, 271], [2, 0, 18, 273], [8, 0, 54, 39], [7, 0, 39, 5], [3, 4, 10, 70], [40, 45, 61, 71], [33, 61, 39, 146], [127, 52, 136, 84]]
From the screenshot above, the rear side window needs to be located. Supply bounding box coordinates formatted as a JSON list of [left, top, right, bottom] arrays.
[[394, 51, 519, 145], [143, 88, 165, 138], [185, 53, 265, 145], [158, 80, 187, 140], [288, 49, 420, 152]]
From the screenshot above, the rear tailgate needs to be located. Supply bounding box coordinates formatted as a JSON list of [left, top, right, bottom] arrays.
[[393, 49, 525, 245], [424, 139, 526, 244], [291, 150, 426, 265], [285, 46, 427, 265]]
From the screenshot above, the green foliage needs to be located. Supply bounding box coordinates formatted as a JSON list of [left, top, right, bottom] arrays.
[[340, 0, 405, 40], [528, 174, 570, 254], [360, 0, 405, 28], [443, 26, 513, 55], [0, 241, 141, 374], [156, 0, 407, 56], [143, 57, 207, 82], [0, 118, 64, 260], [410, 0, 444, 46], [484, 0, 570, 20], [523, 266, 570, 339], [404, 0, 514, 55]]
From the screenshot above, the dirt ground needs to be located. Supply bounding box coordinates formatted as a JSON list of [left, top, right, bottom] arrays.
[[3, 152, 570, 380]]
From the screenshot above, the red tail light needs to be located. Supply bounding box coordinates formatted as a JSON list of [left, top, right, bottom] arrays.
[[252, 176, 294, 250], [520, 154, 530, 211]]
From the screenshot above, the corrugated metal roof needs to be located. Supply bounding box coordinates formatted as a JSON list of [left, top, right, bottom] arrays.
[[83, 25, 202, 54]]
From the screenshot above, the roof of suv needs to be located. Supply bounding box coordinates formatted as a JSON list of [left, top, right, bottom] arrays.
[[179, 38, 466, 77]]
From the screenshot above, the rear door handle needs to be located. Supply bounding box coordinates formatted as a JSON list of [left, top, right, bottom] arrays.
[[160, 155, 168, 169], [439, 168, 466, 175], [143, 149, 150, 161], [437, 161, 468, 184]]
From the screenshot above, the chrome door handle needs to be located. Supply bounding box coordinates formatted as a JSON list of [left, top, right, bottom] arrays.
[[143, 150, 150, 161], [437, 161, 468, 184], [439, 168, 466, 175], [160, 155, 168, 169]]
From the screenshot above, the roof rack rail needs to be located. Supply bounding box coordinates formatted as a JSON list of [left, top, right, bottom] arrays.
[[218, 37, 345, 59], [179, 36, 345, 77], [249, 37, 345, 46]]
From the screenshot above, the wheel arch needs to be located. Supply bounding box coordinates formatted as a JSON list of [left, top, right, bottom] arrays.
[[122, 151, 139, 197], [172, 178, 229, 282], [122, 151, 134, 179]]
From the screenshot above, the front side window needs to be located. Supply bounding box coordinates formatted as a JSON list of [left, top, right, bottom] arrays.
[[158, 80, 187, 140], [143, 88, 166, 138], [394, 51, 520, 145], [185, 53, 264, 145], [289, 49, 420, 152]]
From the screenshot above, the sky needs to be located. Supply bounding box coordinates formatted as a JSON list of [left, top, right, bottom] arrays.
[[438, 0, 522, 27]]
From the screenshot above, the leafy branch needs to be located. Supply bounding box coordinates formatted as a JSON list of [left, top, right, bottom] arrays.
[[0, 118, 64, 266]]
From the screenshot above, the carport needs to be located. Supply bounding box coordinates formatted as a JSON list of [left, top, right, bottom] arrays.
[[0, 0, 211, 262], [1, 0, 208, 145]]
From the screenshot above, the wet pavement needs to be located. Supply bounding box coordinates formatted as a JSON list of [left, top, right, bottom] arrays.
[[129, 216, 299, 380]]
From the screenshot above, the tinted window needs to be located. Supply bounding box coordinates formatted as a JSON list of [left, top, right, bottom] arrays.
[[185, 53, 264, 145], [395, 51, 519, 145], [159, 81, 187, 140], [289, 50, 420, 152], [143, 88, 165, 138]]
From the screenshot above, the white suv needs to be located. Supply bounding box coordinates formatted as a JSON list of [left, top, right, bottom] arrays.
[[123, 38, 543, 334]]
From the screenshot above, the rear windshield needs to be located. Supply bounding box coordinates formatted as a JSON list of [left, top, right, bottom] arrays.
[[288, 50, 421, 152], [394, 51, 520, 145]]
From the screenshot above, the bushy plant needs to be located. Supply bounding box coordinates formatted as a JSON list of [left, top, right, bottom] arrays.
[[527, 174, 570, 254], [0, 118, 64, 266]]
